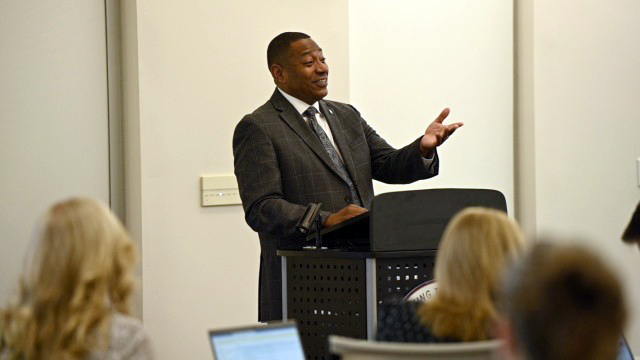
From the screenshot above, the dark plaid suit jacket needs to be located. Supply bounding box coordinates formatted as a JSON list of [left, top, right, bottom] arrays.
[[233, 89, 439, 321]]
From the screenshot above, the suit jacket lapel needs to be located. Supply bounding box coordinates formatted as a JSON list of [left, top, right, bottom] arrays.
[[269, 90, 343, 179]]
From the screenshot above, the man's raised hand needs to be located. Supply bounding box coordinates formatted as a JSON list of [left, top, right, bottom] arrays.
[[419, 108, 464, 158]]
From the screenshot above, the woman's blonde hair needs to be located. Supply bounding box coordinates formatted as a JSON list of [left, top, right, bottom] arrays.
[[418, 207, 524, 341], [0, 197, 137, 359]]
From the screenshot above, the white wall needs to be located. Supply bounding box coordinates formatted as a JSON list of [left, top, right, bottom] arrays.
[[0, 1, 110, 304], [5, 0, 639, 357], [136, 0, 640, 354], [130, 1, 349, 359], [349, 0, 515, 213], [128, 1, 515, 358], [8, 0, 628, 357], [521, 0, 640, 351]]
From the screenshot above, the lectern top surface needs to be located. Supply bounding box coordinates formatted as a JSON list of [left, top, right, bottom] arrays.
[[277, 249, 438, 259]]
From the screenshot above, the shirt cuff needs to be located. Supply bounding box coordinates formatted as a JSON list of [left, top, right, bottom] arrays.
[[421, 154, 434, 167]]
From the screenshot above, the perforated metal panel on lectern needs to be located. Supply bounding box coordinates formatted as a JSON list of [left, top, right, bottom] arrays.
[[279, 250, 437, 360]]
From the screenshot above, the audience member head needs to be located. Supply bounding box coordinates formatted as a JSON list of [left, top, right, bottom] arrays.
[[622, 201, 640, 246], [499, 241, 627, 360], [419, 207, 525, 341], [0, 197, 137, 359]]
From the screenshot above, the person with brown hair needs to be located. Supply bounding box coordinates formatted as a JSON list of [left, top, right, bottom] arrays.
[[0, 197, 153, 359], [498, 241, 627, 360], [376, 207, 525, 342]]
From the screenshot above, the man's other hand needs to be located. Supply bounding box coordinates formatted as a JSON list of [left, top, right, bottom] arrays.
[[324, 204, 368, 227]]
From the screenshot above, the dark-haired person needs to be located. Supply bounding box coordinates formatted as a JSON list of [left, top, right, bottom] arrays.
[[233, 32, 463, 322], [498, 242, 627, 360], [622, 201, 640, 246]]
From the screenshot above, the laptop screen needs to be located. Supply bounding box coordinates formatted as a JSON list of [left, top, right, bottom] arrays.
[[208, 322, 305, 360]]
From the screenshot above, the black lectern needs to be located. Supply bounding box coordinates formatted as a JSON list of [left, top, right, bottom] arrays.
[[277, 189, 506, 359]]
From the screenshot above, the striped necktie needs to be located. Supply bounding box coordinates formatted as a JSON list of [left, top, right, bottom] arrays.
[[303, 106, 361, 206]]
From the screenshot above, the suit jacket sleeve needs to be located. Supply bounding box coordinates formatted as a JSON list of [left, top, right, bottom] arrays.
[[351, 105, 439, 184], [233, 116, 330, 242]]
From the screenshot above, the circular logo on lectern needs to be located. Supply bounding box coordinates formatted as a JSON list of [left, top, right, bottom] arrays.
[[404, 280, 439, 303]]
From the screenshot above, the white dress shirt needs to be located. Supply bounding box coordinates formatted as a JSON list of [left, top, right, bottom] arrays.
[[278, 88, 344, 161]]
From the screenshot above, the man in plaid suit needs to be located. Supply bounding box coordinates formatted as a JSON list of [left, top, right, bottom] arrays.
[[233, 32, 463, 322]]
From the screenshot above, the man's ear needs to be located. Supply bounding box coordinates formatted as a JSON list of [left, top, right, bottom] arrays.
[[271, 64, 287, 84]]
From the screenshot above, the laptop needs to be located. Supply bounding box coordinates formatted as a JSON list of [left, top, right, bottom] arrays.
[[208, 321, 306, 360], [618, 335, 634, 360]]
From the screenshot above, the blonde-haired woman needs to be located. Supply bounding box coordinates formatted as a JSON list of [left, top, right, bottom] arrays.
[[0, 197, 153, 359], [376, 207, 525, 343]]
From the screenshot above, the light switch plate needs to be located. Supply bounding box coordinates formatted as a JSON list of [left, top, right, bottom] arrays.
[[200, 175, 241, 206]]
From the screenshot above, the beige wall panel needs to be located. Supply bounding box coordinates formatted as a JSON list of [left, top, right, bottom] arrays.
[[0, 1, 110, 305]]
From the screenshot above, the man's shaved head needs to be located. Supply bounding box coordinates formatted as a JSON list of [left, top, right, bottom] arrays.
[[267, 32, 310, 69]]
